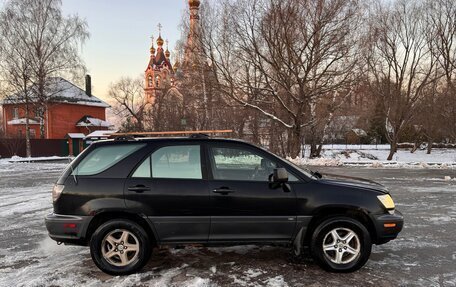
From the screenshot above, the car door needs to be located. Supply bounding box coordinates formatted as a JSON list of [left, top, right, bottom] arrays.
[[124, 143, 210, 243], [207, 143, 299, 242]]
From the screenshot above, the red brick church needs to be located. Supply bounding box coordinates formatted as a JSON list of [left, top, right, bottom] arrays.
[[1, 75, 111, 139], [144, 0, 205, 106]]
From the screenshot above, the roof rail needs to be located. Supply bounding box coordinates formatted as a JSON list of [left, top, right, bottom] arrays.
[[189, 133, 210, 139], [111, 129, 233, 139], [113, 135, 138, 141]]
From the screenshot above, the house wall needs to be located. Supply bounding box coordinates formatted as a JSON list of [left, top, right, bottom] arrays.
[[1, 104, 40, 138], [1, 103, 107, 139], [47, 103, 106, 139]]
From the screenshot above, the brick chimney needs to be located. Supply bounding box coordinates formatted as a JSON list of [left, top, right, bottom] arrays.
[[85, 75, 92, 97]]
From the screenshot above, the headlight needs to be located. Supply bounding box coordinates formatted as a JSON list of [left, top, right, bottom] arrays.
[[52, 184, 65, 202], [377, 194, 395, 209]]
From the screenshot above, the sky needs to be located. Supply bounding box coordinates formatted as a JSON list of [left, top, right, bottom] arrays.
[[60, 0, 188, 102]]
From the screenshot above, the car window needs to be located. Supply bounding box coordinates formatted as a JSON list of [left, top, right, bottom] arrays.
[[75, 144, 145, 176], [210, 146, 299, 182], [132, 156, 151, 178], [132, 145, 202, 179]]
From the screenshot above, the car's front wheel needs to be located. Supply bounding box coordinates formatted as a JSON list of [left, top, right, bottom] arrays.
[[310, 216, 371, 272], [90, 219, 151, 275]]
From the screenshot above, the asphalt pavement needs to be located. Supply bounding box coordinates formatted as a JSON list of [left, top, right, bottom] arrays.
[[0, 163, 455, 287]]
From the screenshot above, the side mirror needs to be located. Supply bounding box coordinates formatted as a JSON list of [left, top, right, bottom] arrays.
[[273, 168, 288, 183]]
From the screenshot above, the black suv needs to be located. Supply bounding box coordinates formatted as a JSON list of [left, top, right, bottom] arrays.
[[45, 135, 403, 275]]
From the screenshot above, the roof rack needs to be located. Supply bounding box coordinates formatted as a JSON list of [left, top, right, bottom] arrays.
[[111, 129, 233, 139]]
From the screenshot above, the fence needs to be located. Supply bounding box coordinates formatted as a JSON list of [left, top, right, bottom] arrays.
[[0, 138, 69, 158]]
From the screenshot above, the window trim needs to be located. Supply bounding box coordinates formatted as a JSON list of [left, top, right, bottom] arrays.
[[206, 143, 303, 183]]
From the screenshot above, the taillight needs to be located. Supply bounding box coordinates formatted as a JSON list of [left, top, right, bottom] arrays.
[[52, 184, 65, 202]]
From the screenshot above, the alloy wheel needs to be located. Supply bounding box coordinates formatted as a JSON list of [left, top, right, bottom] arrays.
[[322, 227, 360, 264], [101, 229, 140, 267]]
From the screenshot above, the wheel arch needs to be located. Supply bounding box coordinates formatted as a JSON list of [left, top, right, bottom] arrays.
[[85, 211, 158, 245], [302, 206, 377, 247]]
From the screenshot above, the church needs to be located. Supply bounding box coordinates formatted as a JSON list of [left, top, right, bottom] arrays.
[[142, 0, 221, 131], [140, 0, 263, 145]]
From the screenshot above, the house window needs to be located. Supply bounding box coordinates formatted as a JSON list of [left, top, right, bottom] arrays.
[[13, 107, 19, 119]]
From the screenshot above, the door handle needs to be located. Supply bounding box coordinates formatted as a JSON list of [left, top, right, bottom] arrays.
[[128, 185, 151, 193], [212, 188, 235, 195]]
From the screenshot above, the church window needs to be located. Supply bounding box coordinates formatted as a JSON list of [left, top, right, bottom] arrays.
[[13, 107, 19, 119], [155, 75, 160, 87], [148, 75, 153, 87]]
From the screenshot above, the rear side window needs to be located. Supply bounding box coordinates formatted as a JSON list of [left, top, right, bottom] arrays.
[[75, 144, 146, 176], [132, 145, 202, 179]]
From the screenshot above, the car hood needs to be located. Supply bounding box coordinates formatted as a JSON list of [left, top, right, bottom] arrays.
[[317, 172, 389, 194]]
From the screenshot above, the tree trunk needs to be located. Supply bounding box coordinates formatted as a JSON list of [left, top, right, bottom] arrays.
[[387, 137, 397, 160], [39, 112, 46, 139], [25, 99, 31, 158], [23, 81, 32, 158], [315, 144, 323, 157], [289, 126, 301, 159], [427, 139, 432, 154], [309, 124, 320, 158]]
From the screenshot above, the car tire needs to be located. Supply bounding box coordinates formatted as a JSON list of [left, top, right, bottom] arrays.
[[90, 219, 151, 275], [310, 216, 371, 272]]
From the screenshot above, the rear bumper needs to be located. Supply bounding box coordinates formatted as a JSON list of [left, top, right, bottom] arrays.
[[372, 210, 404, 244], [45, 213, 92, 245]]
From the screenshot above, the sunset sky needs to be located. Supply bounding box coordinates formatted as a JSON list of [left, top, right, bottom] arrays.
[[61, 0, 188, 102]]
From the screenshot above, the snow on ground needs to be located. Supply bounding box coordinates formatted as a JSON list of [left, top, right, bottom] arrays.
[[0, 162, 455, 286], [291, 145, 456, 168], [5, 156, 71, 163]]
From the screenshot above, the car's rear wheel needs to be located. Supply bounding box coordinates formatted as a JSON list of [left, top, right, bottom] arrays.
[[90, 219, 151, 275], [310, 216, 371, 272]]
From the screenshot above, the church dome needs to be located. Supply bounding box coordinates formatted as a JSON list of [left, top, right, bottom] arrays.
[[157, 35, 164, 46], [189, 0, 200, 8], [165, 49, 171, 58]]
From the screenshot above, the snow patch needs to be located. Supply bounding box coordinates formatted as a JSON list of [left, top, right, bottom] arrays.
[[263, 275, 288, 287], [290, 146, 456, 168]]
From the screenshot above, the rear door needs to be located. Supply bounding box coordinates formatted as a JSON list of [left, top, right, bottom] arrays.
[[207, 143, 299, 242], [124, 143, 210, 243]]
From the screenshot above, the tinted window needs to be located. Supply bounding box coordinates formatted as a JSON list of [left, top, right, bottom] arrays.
[[75, 144, 145, 176], [132, 156, 151, 178], [143, 145, 202, 179], [210, 147, 299, 182]]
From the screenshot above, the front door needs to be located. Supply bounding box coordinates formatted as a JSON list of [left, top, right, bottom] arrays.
[[124, 143, 210, 243], [72, 139, 80, 156], [207, 143, 299, 242]]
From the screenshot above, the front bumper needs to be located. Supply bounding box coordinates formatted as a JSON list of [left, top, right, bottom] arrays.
[[372, 210, 404, 244], [45, 213, 92, 245]]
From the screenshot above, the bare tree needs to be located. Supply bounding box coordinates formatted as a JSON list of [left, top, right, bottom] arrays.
[[109, 77, 148, 132], [427, 0, 456, 141], [364, 0, 438, 160], [0, 0, 89, 138], [0, 15, 34, 156], [202, 0, 362, 157]]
